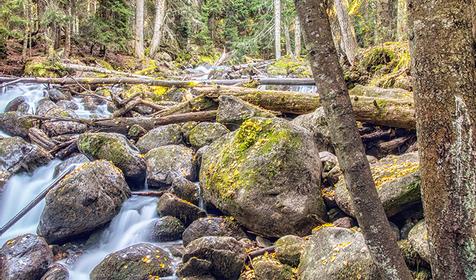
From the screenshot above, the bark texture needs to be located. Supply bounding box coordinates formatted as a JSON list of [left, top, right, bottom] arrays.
[[149, 0, 166, 57], [408, 0, 476, 278], [295, 0, 413, 279], [295, 16, 302, 57], [376, 0, 397, 43], [334, 0, 358, 65], [274, 0, 282, 59], [135, 0, 145, 58], [396, 0, 407, 41]]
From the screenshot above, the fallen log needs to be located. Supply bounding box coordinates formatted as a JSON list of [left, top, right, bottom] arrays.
[[61, 63, 150, 79]]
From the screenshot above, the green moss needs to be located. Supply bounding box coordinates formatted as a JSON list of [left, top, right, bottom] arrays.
[[78, 133, 133, 166], [267, 56, 312, 78], [24, 57, 67, 77]]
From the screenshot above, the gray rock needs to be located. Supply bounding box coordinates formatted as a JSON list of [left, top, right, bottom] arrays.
[[298, 226, 380, 280], [47, 88, 72, 102], [53, 153, 89, 176], [36, 99, 87, 136], [0, 234, 53, 280], [145, 145, 194, 188], [90, 243, 173, 280], [38, 160, 131, 243], [291, 107, 333, 152], [252, 256, 295, 280], [5, 96, 30, 113], [200, 117, 326, 237], [275, 235, 305, 267], [40, 263, 69, 280], [157, 193, 206, 226], [216, 95, 275, 129], [178, 236, 246, 279], [170, 176, 200, 206], [408, 220, 430, 264], [0, 112, 38, 137], [182, 217, 247, 246], [188, 122, 229, 149], [150, 216, 185, 242], [320, 151, 338, 172], [56, 100, 79, 111], [335, 152, 421, 218], [77, 132, 146, 186], [136, 124, 183, 153]]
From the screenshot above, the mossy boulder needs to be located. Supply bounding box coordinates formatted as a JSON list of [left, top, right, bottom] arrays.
[[77, 132, 146, 186], [267, 56, 312, 78], [157, 193, 206, 226], [275, 235, 305, 267], [335, 152, 420, 217], [90, 243, 173, 280], [408, 220, 430, 264], [200, 117, 326, 237], [24, 57, 67, 78], [0, 112, 38, 137], [36, 99, 87, 136], [252, 255, 296, 280], [182, 217, 247, 246], [37, 160, 131, 243], [0, 234, 53, 280], [170, 175, 200, 205], [217, 95, 275, 129], [136, 124, 183, 153], [145, 145, 195, 188], [188, 122, 230, 149], [298, 226, 380, 280], [291, 108, 333, 153], [150, 216, 185, 242]]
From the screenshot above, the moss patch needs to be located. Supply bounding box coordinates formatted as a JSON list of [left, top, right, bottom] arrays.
[[267, 56, 312, 78]]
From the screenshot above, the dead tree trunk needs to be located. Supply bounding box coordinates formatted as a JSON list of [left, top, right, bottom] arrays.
[[134, 0, 145, 58], [334, 0, 358, 65], [295, 0, 413, 279], [274, 0, 282, 59], [149, 0, 166, 57], [294, 16, 302, 57], [409, 0, 476, 278]]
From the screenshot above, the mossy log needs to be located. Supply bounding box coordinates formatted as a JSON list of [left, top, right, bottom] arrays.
[[194, 86, 416, 129]]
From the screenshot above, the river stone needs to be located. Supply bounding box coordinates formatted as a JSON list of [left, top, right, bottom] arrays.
[[150, 216, 185, 242], [0, 111, 38, 137], [178, 236, 246, 279], [291, 107, 333, 152], [90, 243, 173, 280], [40, 263, 69, 280], [157, 193, 206, 226], [77, 132, 146, 186], [136, 124, 183, 153], [37, 160, 131, 243], [216, 95, 275, 129], [53, 153, 89, 176], [36, 99, 87, 136], [47, 88, 72, 102], [0, 234, 53, 280], [188, 122, 229, 149], [5, 96, 30, 113], [57, 100, 79, 111], [200, 117, 326, 237], [298, 226, 380, 280], [275, 235, 305, 267], [408, 220, 430, 264], [252, 256, 295, 280], [335, 152, 420, 218], [182, 217, 247, 246], [145, 145, 195, 188], [170, 175, 200, 205]]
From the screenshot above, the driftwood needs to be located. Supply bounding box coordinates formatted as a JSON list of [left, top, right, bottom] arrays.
[[61, 63, 150, 79], [131, 191, 166, 197]]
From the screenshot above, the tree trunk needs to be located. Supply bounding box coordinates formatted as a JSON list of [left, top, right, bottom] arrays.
[[334, 0, 358, 65], [294, 0, 413, 279], [376, 0, 397, 43], [284, 24, 293, 57], [294, 16, 302, 57], [135, 0, 145, 58], [22, 0, 30, 60], [64, 1, 72, 58], [473, 0, 476, 41], [408, 0, 476, 278], [149, 0, 166, 57], [396, 0, 407, 41], [274, 0, 282, 59]]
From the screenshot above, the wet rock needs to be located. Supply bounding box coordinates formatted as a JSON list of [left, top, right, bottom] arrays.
[[38, 160, 131, 243], [136, 124, 183, 153], [182, 217, 247, 246], [40, 263, 69, 280], [0, 234, 53, 280], [252, 256, 295, 280], [5, 96, 30, 113], [216, 95, 275, 129], [177, 236, 246, 279], [127, 124, 147, 140], [56, 100, 79, 111], [170, 176, 200, 205], [275, 235, 305, 267], [145, 145, 194, 188], [335, 152, 420, 217], [90, 243, 173, 280], [77, 132, 146, 186], [188, 122, 229, 149], [0, 111, 38, 137], [181, 121, 199, 140], [291, 107, 333, 152], [47, 88, 72, 102], [53, 153, 89, 176], [200, 117, 326, 237], [299, 226, 379, 280], [150, 216, 185, 242], [36, 99, 87, 136], [332, 217, 355, 229], [157, 193, 206, 226], [408, 220, 430, 264]]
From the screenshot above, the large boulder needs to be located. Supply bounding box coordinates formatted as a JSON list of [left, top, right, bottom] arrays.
[[188, 122, 229, 149], [275, 235, 305, 267], [335, 152, 420, 217], [90, 243, 173, 280], [136, 124, 183, 153], [145, 145, 195, 188], [252, 256, 296, 280], [408, 220, 430, 264], [157, 193, 206, 226], [40, 264, 69, 280], [298, 227, 380, 280], [77, 132, 146, 185], [5, 96, 31, 113], [37, 160, 131, 243], [291, 107, 333, 152], [182, 217, 247, 246], [200, 117, 326, 237], [0, 234, 54, 280], [177, 236, 246, 279], [150, 216, 185, 242], [0, 112, 38, 137], [216, 95, 275, 129], [36, 99, 87, 136]]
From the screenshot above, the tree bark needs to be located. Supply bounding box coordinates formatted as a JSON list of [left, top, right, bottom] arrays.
[[408, 0, 476, 278], [376, 0, 397, 43], [295, 0, 413, 279], [284, 24, 293, 57], [149, 0, 166, 57], [274, 0, 282, 59], [396, 0, 407, 41], [334, 0, 359, 65], [294, 16, 302, 57], [135, 0, 145, 58]]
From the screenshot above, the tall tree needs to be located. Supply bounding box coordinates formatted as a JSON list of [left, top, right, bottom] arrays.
[[408, 0, 476, 278], [149, 0, 166, 57], [294, 0, 413, 279], [134, 0, 145, 58], [294, 16, 301, 57], [396, 0, 407, 41], [376, 0, 396, 43], [333, 0, 358, 65], [274, 0, 281, 59]]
